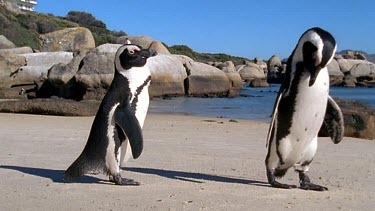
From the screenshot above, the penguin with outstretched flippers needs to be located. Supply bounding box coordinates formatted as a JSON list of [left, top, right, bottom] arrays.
[[265, 27, 344, 191]]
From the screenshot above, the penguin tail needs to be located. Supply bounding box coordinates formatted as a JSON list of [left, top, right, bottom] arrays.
[[64, 153, 107, 181], [64, 158, 86, 180]]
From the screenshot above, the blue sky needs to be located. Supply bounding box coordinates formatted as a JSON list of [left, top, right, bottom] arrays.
[[37, 0, 375, 59]]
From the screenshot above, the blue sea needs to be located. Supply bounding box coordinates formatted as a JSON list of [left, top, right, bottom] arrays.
[[149, 85, 375, 121]]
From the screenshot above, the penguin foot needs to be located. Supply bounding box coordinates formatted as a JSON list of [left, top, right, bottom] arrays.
[[270, 181, 297, 189], [267, 169, 297, 189], [298, 171, 328, 191], [300, 182, 328, 191], [109, 174, 140, 186]]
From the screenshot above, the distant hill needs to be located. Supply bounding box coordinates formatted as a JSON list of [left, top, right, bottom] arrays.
[[0, 6, 126, 50], [337, 50, 375, 63]]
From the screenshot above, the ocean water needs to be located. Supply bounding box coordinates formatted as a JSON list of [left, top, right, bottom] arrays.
[[149, 85, 375, 121]]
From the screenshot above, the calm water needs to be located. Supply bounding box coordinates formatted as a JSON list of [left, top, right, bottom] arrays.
[[149, 85, 375, 121]]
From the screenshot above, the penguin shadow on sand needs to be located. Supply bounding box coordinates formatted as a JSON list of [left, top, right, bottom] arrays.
[[0, 165, 101, 184], [126, 167, 268, 187], [0, 165, 269, 187]]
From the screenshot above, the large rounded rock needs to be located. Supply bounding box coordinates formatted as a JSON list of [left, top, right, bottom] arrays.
[[15, 52, 74, 84], [267, 55, 282, 69], [117, 36, 170, 54], [267, 66, 284, 84], [334, 98, 375, 140], [147, 54, 187, 97], [183, 58, 231, 96], [0, 98, 97, 116], [336, 58, 354, 73], [46, 51, 88, 100], [349, 62, 375, 78], [341, 74, 357, 87], [254, 57, 267, 73], [212, 61, 243, 90], [327, 59, 344, 86], [237, 63, 265, 81], [48, 51, 88, 86], [39, 27, 96, 52], [249, 78, 269, 87], [75, 49, 115, 90], [0, 47, 33, 55], [0, 35, 16, 49], [341, 50, 367, 60], [0, 51, 27, 89], [337, 59, 373, 74], [96, 43, 121, 54]]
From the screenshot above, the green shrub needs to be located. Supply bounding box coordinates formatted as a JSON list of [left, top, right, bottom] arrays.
[[168, 45, 250, 65]]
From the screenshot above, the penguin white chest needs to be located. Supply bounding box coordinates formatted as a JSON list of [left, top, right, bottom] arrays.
[[291, 68, 330, 143], [120, 66, 151, 128]]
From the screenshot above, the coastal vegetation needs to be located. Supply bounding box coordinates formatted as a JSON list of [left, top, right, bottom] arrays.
[[0, 7, 125, 49]]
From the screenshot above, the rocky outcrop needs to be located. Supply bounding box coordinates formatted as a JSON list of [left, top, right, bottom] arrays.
[[183, 57, 231, 96], [249, 79, 269, 87], [0, 51, 26, 89], [0, 98, 97, 116], [117, 36, 170, 54], [147, 55, 187, 97], [341, 74, 357, 87], [336, 58, 358, 73], [47, 51, 88, 100], [0, 47, 33, 55], [266, 54, 375, 87], [48, 51, 88, 86], [253, 57, 267, 73], [236, 63, 266, 81], [267, 55, 282, 70], [0, 35, 16, 49], [33, 44, 232, 99], [335, 98, 375, 140], [0, 51, 73, 99], [16, 52, 73, 83], [327, 59, 344, 86], [267, 55, 284, 83], [75, 49, 114, 89], [349, 62, 375, 78], [39, 27, 96, 52], [209, 61, 243, 90], [340, 50, 367, 60]]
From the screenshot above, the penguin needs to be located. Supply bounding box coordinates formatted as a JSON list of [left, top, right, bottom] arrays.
[[265, 27, 345, 191], [64, 44, 157, 185]]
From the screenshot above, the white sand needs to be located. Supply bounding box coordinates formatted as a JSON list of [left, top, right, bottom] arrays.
[[0, 112, 374, 210]]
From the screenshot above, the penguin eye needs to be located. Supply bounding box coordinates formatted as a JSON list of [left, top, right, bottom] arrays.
[[128, 50, 135, 55]]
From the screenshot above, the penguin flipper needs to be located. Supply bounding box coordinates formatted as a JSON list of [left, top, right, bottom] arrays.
[[114, 104, 143, 159], [323, 96, 344, 144], [266, 91, 284, 147]]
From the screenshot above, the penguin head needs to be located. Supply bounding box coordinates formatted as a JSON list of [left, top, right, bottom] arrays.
[[114, 44, 157, 71], [295, 27, 336, 86]]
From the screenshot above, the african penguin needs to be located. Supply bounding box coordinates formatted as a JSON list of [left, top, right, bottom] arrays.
[[64, 44, 157, 185], [265, 27, 344, 191]]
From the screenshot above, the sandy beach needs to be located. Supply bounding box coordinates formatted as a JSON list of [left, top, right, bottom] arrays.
[[0, 112, 374, 210]]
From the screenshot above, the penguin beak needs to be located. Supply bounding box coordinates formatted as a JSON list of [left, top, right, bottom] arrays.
[[140, 48, 157, 59], [308, 66, 321, 87], [148, 48, 157, 57]]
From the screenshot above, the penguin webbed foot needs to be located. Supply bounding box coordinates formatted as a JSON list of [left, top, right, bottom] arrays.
[[109, 174, 140, 186], [298, 171, 328, 191], [267, 169, 297, 189]]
